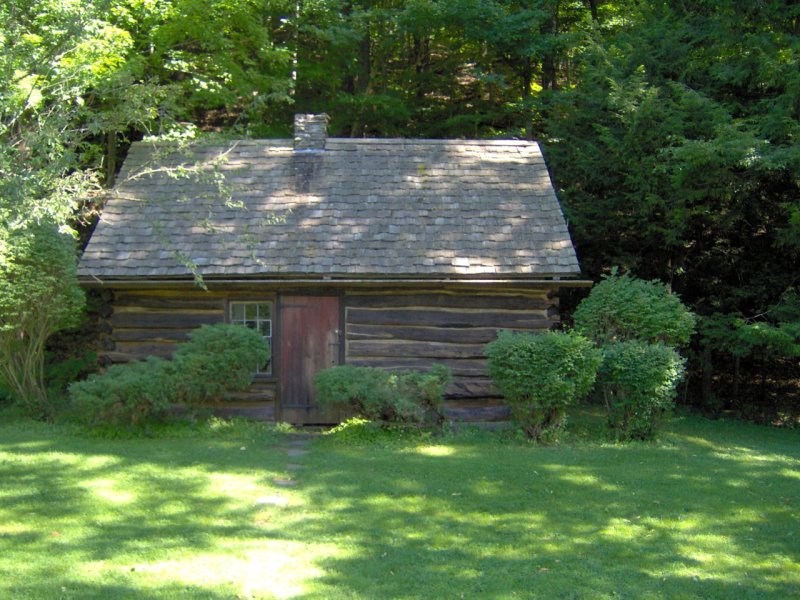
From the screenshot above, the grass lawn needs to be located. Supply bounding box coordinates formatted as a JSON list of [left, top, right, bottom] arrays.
[[0, 411, 798, 599]]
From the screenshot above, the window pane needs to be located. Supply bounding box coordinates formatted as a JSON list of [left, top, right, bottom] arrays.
[[245, 304, 257, 320], [229, 301, 273, 375], [231, 303, 245, 321], [256, 303, 271, 319], [259, 321, 272, 338]]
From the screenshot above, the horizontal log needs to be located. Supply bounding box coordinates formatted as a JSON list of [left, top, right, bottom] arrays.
[[346, 324, 503, 344], [110, 312, 223, 329], [444, 404, 512, 422], [114, 306, 223, 317], [104, 351, 142, 363], [112, 330, 191, 343], [226, 387, 277, 402], [446, 378, 499, 399], [114, 293, 226, 310], [347, 339, 487, 359], [249, 379, 277, 392], [113, 342, 176, 358], [346, 292, 553, 311], [346, 307, 553, 329], [346, 357, 489, 378]]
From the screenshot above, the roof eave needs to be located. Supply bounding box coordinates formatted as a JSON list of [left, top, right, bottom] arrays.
[[78, 273, 593, 289]]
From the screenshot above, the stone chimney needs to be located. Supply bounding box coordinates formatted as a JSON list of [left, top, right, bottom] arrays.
[[293, 113, 329, 151]]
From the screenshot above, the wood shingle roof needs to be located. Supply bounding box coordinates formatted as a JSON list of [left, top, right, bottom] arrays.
[[79, 137, 581, 280]]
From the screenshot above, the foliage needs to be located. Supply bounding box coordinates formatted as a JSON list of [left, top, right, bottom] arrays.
[[107, 0, 293, 126], [571, 272, 694, 439], [314, 364, 452, 425], [171, 323, 270, 404], [395, 364, 452, 426], [0, 222, 85, 418], [597, 340, 686, 441], [702, 299, 800, 362], [69, 323, 268, 426], [573, 270, 697, 347], [315, 365, 396, 419], [698, 290, 800, 422], [69, 356, 176, 427], [322, 417, 436, 447], [44, 350, 98, 400], [544, 1, 800, 416], [485, 330, 601, 441]]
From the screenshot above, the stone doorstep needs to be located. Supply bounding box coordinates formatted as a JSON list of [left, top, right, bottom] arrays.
[[256, 495, 289, 506], [273, 477, 297, 487], [286, 438, 312, 447]]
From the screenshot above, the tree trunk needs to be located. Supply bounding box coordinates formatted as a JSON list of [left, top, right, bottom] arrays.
[[105, 131, 117, 187], [542, 54, 558, 92], [541, 2, 560, 92], [701, 344, 713, 402], [521, 58, 534, 140], [412, 34, 430, 103], [585, 0, 598, 22], [351, 31, 372, 137]]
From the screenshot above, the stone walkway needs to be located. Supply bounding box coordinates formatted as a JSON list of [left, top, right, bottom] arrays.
[[255, 433, 317, 507], [272, 434, 316, 488]]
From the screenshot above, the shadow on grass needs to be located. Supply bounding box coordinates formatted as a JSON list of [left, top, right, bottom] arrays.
[[1, 415, 798, 599], [0, 423, 287, 599], [284, 419, 799, 599]]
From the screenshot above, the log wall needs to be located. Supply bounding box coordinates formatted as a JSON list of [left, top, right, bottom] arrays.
[[343, 288, 559, 421], [96, 284, 561, 423], [107, 290, 225, 362], [98, 288, 277, 413]]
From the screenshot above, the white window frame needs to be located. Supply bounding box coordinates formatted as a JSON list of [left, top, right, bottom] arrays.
[[229, 301, 273, 375]]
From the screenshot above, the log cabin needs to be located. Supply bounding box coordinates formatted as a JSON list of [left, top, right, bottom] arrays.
[[78, 114, 590, 424]]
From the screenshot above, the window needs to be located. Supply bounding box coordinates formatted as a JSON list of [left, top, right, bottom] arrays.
[[229, 301, 273, 374]]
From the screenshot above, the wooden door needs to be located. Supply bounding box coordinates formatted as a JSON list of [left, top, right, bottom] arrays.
[[277, 295, 341, 424]]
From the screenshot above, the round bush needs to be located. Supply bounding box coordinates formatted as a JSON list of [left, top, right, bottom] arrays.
[[597, 340, 686, 440], [485, 330, 602, 441], [172, 323, 269, 403], [573, 271, 696, 347]]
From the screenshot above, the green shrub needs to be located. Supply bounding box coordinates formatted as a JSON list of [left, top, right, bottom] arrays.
[[396, 364, 452, 425], [172, 324, 269, 403], [323, 417, 388, 445], [315, 365, 397, 420], [573, 270, 696, 347], [69, 357, 177, 427], [45, 351, 98, 400], [597, 340, 686, 440], [0, 222, 85, 419], [68, 323, 268, 427], [315, 364, 452, 425], [485, 330, 602, 441]]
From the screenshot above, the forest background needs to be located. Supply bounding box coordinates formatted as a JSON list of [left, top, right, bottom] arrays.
[[1, 0, 798, 423]]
